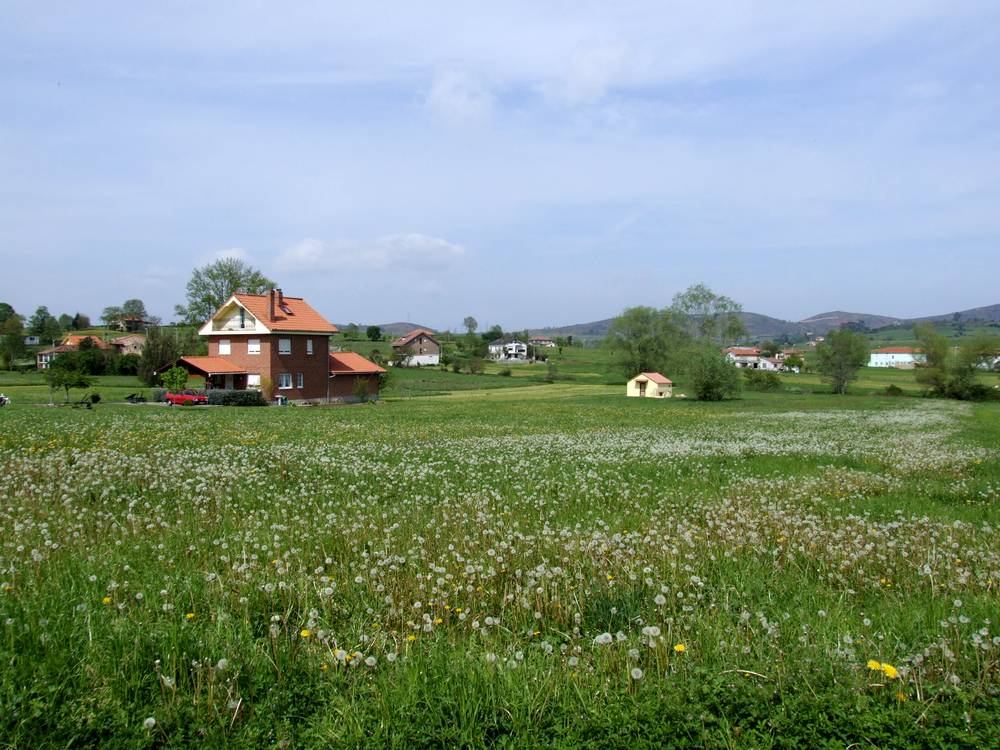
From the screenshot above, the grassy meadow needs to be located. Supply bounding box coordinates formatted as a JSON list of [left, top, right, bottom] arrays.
[[1, 381, 999, 748]]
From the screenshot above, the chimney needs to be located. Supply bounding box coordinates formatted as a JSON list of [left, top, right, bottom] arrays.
[[277, 288, 284, 310], [268, 288, 276, 321]]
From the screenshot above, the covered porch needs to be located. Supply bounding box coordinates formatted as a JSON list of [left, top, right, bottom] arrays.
[[173, 356, 250, 390]]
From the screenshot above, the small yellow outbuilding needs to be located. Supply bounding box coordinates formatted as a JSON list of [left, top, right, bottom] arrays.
[[626, 372, 673, 398]]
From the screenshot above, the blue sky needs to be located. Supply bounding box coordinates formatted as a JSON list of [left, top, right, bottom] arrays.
[[2, 1, 998, 330]]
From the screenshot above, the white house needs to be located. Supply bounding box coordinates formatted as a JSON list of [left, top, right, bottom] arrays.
[[626, 372, 673, 398], [724, 347, 781, 371], [529, 335, 557, 348], [488, 338, 529, 361], [391, 329, 440, 366], [868, 347, 925, 369], [24, 335, 40, 346]]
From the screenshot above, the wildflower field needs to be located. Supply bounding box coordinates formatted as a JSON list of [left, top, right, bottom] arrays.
[[1, 391, 999, 748]]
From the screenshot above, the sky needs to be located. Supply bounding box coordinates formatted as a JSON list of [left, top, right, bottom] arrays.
[[2, 1, 999, 331]]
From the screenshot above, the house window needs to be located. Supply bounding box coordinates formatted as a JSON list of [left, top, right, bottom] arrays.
[[278, 373, 292, 389], [306, 339, 313, 355], [247, 374, 261, 389], [239, 308, 246, 329], [247, 339, 261, 355], [279, 338, 291, 355], [219, 339, 231, 355], [296, 373, 304, 388]]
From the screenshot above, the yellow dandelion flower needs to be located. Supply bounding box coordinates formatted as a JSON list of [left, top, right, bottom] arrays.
[[881, 663, 899, 679], [185, 612, 196, 620], [320, 663, 329, 672], [300, 629, 311, 638], [606, 575, 613, 581], [102, 596, 112, 605], [895, 691, 907, 702], [674, 643, 686, 653], [455, 608, 463, 613], [434, 617, 443, 625], [406, 634, 416, 642], [867, 660, 882, 671]]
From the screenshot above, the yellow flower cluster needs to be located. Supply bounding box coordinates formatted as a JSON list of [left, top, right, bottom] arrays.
[[867, 660, 899, 679]]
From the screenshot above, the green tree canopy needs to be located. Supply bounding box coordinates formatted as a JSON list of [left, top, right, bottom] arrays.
[[670, 283, 746, 345], [28, 306, 62, 342], [366, 325, 382, 341], [0, 303, 17, 326], [687, 342, 743, 401], [174, 257, 275, 325], [0, 317, 26, 369], [463, 316, 478, 334], [815, 330, 869, 394]]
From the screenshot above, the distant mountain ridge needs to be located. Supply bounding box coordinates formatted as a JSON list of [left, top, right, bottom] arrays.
[[528, 303, 1000, 339]]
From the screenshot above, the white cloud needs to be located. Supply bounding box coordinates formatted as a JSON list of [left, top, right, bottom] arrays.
[[277, 233, 465, 273], [425, 70, 494, 121]]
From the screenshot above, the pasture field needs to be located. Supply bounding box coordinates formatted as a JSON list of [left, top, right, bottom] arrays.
[[1, 392, 999, 748]]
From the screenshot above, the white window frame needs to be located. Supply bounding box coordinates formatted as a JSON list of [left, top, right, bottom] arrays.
[[247, 374, 261, 389], [296, 372, 304, 388], [278, 338, 291, 355], [218, 339, 231, 355], [247, 338, 261, 355], [306, 339, 313, 355], [278, 373, 292, 390]]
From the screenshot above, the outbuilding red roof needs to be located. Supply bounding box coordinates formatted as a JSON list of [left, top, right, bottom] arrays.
[[725, 347, 761, 356], [638, 372, 672, 385], [233, 293, 338, 333], [62, 335, 109, 349], [329, 352, 386, 375]]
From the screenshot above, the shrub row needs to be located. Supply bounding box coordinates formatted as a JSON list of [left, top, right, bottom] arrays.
[[206, 389, 267, 406]]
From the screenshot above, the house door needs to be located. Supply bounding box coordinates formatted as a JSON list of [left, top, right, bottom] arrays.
[[637, 380, 646, 396]]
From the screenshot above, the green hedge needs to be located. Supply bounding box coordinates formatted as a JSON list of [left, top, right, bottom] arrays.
[[206, 389, 267, 406]]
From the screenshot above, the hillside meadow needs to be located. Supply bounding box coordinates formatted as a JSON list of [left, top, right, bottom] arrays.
[[1, 387, 999, 748]]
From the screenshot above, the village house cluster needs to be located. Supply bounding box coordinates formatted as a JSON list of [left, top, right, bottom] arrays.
[[36, 333, 146, 369], [723, 346, 803, 372]]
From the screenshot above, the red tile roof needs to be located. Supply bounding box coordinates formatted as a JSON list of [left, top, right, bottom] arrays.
[[638, 372, 672, 385], [233, 293, 338, 333], [177, 356, 247, 375], [392, 328, 437, 347], [725, 347, 760, 356], [329, 352, 386, 375], [62, 334, 109, 349], [873, 347, 922, 354]]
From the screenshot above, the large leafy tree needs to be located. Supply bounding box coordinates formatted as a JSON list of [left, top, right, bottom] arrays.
[[916, 324, 1000, 400], [138, 327, 204, 385], [605, 305, 687, 378], [121, 299, 149, 320], [670, 283, 746, 345], [815, 330, 869, 394], [28, 306, 62, 342], [0, 317, 26, 369], [0, 302, 18, 326], [686, 342, 742, 401], [463, 316, 478, 334], [175, 257, 275, 325]]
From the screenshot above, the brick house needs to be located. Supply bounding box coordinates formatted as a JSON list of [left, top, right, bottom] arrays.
[[174, 289, 384, 403], [36, 334, 109, 369], [179, 289, 338, 402]]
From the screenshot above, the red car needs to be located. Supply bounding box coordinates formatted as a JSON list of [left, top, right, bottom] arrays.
[[165, 390, 208, 405]]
